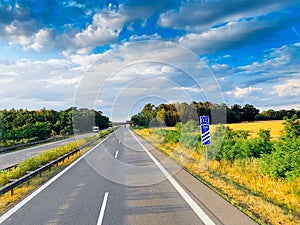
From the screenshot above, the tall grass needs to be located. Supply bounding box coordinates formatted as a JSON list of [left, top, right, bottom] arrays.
[[135, 123, 300, 225], [0, 139, 86, 187]]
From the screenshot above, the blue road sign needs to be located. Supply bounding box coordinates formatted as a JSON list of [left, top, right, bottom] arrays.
[[200, 115, 209, 125], [200, 116, 210, 145]]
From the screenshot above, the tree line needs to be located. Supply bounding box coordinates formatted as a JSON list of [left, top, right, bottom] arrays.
[[0, 107, 109, 146], [131, 101, 300, 127]]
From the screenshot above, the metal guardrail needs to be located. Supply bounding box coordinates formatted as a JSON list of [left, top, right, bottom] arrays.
[[0, 137, 67, 154], [1, 164, 18, 172], [0, 131, 112, 196]]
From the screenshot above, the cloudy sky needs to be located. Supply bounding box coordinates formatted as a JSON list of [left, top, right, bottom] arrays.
[[0, 0, 299, 120]]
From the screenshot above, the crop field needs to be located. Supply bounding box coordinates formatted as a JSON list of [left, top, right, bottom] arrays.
[[224, 120, 284, 139], [152, 120, 284, 139]]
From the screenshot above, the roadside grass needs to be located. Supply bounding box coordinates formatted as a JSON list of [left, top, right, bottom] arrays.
[[0, 140, 87, 187], [135, 123, 300, 225], [0, 130, 112, 215]]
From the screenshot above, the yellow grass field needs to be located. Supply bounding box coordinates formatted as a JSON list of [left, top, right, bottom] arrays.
[[162, 120, 284, 138], [213, 120, 284, 139]]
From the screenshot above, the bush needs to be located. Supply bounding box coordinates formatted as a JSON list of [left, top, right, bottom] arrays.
[[259, 117, 300, 180], [164, 130, 180, 144], [180, 133, 200, 150], [150, 129, 166, 139], [175, 122, 182, 131], [213, 126, 275, 162], [0, 139, 86, 186], [260, 138, 300, 180], [182, 120, 199, 133]]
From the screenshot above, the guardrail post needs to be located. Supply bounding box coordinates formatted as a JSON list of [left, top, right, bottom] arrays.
[[180, 151, 183, 163], [11, 188, 14, 196]]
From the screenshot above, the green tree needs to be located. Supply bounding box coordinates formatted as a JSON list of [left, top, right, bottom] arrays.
[[242, 104, 259, 122], [131, 112, 149, 127], [182, 120, 198, 133], [142, 103, 156, 120], [179, 120, 200, 150], [260, 117, 300, 180], [34, 122, 51, 140], [260, 139, 300, 180], [282, 114, 300, 140], [231, 104, 243, 122]]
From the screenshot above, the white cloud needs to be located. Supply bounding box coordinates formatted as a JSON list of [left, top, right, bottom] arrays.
[[258, 103, 300, 112], [0, 57, 83, 110], [226, 86, 262, 99], [70, 41, 221, 120], [28, 28, 53, 51], [0, 41, 193, 113], [0, 6, 131, 54], [1, 17, 37, 47], [104, 63, 178, 83], [129, 33, 161, 41], [69, 53, 104, 67], [215, 41, 300, 110], [5, 23, 17, 34], [273, 80, 300, 97], [159, 0, 295, 32], [210, 63, 237, 83], [172, 86, 201, 93], [178, 18, 277, 54], [7, 34, 32, 46], [235, 42, 300, 86], [239, 48, 291, 73], [72, 9, 128, 54], [211, 64, 231, 72], [0, 77, 13, 84]]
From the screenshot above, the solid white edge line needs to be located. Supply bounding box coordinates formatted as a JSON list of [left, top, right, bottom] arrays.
[[114, 150, 119, 158], [129, 129, 216, 225], [0, 132, 114, 224], [97, 192, 109, 225]]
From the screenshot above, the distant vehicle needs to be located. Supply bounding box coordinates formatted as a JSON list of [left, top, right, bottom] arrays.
[[92, 126, 99, 133]]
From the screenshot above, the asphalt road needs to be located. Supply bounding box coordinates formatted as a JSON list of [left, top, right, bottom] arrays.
[[0, 132, 96, 170], [0, 127, 258, 225]]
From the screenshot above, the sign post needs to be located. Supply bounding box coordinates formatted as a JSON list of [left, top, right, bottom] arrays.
[[200, 116, 211, 168]]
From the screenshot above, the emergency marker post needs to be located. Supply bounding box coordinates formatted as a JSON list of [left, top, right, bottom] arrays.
[[200, 116, 211, 167]]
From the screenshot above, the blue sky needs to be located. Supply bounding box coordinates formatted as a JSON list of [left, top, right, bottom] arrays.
[[0, 0, 299, 120]]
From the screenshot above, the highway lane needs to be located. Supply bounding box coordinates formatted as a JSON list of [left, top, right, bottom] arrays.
[[0, 132, 97, 170], [0, 127, 258, 225]]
